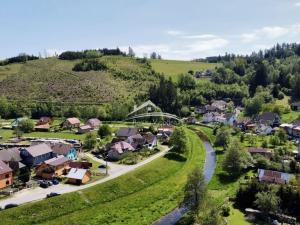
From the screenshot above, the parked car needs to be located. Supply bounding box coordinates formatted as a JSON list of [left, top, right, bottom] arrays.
[[98, 164, 106, 169], [46, 192, 61, 198], [40, 181, 49, 188], [4, 204, 18, 209], [52, 179, 59, 185]]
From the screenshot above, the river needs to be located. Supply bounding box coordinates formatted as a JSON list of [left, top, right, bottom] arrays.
[[153, 140, 216, 225]]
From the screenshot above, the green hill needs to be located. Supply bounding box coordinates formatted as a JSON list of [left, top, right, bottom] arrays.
[[0, 56, 159, 103], [150, 59, 220, 82]]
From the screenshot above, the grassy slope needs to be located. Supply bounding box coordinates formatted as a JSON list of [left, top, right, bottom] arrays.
[[150, 59, 219, 82], [0, 128, 205, 225], [0, 56, 158, 103]]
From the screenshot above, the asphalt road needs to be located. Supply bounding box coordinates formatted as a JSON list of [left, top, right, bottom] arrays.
[[0, 146, 169, 209]]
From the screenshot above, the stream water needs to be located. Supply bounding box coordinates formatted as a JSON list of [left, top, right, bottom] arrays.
[[153, 140, 216, 225]]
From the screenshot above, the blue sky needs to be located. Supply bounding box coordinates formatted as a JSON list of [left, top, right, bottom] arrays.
[[1, 0, 300, 60]]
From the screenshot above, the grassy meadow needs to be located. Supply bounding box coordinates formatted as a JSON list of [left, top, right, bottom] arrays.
[[150, 59, 219, 82], [0, 128, 205, 225]]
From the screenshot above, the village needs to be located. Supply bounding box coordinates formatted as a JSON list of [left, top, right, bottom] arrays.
[[0, 101, 179, 209]]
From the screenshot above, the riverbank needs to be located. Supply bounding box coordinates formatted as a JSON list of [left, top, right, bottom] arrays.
[[154, 129, 216, 225]]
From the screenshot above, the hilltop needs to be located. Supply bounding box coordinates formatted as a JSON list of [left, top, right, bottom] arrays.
[[0, 56, 159, 103]]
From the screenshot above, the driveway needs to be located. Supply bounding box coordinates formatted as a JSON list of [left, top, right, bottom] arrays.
[[0, 146, 169, 208]]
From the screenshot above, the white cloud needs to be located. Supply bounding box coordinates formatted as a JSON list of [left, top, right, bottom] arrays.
[[295, 2, 300, 7], [166, 30, 184, 36], [260, 26, 289, 39], [185, 38, 229, 52], [240, 25, 297, 43]]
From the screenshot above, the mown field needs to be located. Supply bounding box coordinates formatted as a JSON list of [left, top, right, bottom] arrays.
[[150, 59, 219, 82], [0, 56, 159, 103], [0, 128, 205, 225]]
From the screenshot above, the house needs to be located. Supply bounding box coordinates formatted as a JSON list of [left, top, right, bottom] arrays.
[[107, 141, 135, 161], [49, 142, 78, 160], [0, 148, 26, 173], [36, 155, 70, 179], [62, 117, 81, 129], [69, 161, 92, 169], [248, 148, 273, 159], [258, 169, 290, 184], [86, 118, 101, 129], [0, 160, 13, 189], [37, 117, 51, 125], [34, 123, 50, 132], [291, 102, 300, 111], [20, 143, 53, 167], [157, 125, 174, 136], [116, 127, 139, 140], [211, 100, 227, 111], [292, 126, 300, 138], [143, 133, 158, 149], [256, 123, 273, 135], [280, 123, 294, 136], [203, 112, 219, 123], [78, 125, 92, 134], [186, 117, 198, 124], [195, 105, 221, 115], [234, 118, 252, 131], [126, 134, 146, 149], [66, 168, 91, 185], [257, 112, 280, 127], [220, 113, 236, 125]]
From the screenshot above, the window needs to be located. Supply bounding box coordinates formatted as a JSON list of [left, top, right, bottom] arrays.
[[5, 174, 9, 178], [6, 180, 9, 185]]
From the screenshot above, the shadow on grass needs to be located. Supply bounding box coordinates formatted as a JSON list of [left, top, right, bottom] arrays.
[[217, 171, 241, 185], [164, 152, 187, 162]]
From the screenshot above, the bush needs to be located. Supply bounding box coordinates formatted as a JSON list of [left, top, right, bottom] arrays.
[[19, 119, 34, 133], [221, 205, 230, 217], [98, 125, 112, 138], [278, 92, 285, 100], [73, 59, 107, 72]]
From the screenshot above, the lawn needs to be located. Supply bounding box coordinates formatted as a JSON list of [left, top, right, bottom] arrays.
[[0, 128, 206, 225], [150, 59, 219, 82], [23, 131, 94, 141]]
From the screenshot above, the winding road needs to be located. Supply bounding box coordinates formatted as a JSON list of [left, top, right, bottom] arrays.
[[153, 139, 216, 225]]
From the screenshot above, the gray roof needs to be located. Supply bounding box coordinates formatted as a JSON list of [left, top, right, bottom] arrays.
[[24, 143, 53, 157], [66, 168, 88, 180], [117, 127, 139, 138], [0, 148, 22, 162], [0, 160, 12, 174], [44, 155, 70, 167], [50, 142, 73, 155]]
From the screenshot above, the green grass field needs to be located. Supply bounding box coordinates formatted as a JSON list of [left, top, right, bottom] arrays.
[[0, 128, 205, 225], [150, 59, 219, 82]]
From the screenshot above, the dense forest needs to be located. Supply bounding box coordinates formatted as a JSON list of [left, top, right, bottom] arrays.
[[149, 43, 300, 118]]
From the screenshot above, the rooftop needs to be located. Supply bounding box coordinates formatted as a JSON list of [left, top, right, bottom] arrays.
[[66, 168, 88, 180]]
